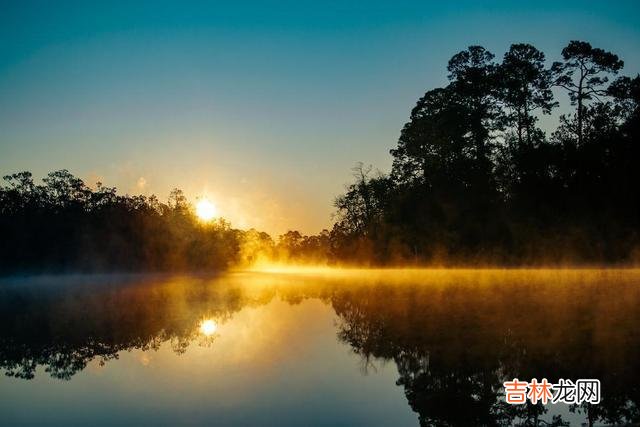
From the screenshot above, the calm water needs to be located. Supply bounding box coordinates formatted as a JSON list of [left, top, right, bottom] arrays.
[[0, 269, 639, 426]]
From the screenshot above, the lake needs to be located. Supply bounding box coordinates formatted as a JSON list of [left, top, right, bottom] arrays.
[[1, 269, 639, 426]]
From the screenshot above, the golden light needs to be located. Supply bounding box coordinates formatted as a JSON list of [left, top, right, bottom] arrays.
[[199, 319, 218, 336], [196, 198, 217, 221]]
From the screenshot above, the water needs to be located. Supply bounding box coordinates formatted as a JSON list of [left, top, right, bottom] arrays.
[[0, 269, 638, 426]]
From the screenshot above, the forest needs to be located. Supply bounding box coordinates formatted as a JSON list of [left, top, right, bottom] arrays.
[[330, 40, 640, 265], [1, 40, 639, 272]]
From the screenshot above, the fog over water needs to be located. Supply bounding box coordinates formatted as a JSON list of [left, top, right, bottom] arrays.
[[1, 269, 638, 426]]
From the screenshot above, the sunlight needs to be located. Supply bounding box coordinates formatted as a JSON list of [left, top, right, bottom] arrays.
[[196, 199, 217, 222], [245, 263, 640, 282], [199, 319, 218, 336]]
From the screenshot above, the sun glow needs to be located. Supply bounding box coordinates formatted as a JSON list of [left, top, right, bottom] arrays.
[[196, 199, 218, 221], [199, 319, 218, 336]]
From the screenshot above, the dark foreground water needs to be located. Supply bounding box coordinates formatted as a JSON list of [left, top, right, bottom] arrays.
[[0, 269, 639, 426]]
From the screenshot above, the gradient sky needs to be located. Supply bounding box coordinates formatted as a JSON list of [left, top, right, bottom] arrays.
[[1, 1, 639, 235]]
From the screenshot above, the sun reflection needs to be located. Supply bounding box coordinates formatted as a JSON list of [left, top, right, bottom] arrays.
[[199, 319, 218, 336]]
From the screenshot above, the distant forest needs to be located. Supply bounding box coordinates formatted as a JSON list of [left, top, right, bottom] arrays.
[[1, 40, 639, 272]]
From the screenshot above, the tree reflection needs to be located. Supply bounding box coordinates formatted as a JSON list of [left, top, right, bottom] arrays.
[[0, 270, 639, 426], [0, 274, 276, 379], [329, 270, 640, 426]]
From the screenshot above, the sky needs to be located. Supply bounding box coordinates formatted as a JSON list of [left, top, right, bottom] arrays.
[[1, 1, 639, 235]]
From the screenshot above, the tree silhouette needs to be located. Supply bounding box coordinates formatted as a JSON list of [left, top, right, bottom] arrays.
[[329, 40, 640, 265], [498, 43, 557, 146], [551, 41, 624, 145], [0, 171, 259, 273]]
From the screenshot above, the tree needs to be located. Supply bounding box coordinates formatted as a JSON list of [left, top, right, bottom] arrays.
[[391, 87, 472, 188], [551, 41, 624, 145], [334, 163, 390, 236], [42, 169, 91, 210], [168, 188, 189, 211], [498, 43, 557, 145], [1, 172, 39, 212], [446, 46, 500, 169], [608, 74, 640, 121]]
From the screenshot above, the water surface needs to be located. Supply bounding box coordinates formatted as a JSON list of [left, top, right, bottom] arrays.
[[1, 269, 639, 426]]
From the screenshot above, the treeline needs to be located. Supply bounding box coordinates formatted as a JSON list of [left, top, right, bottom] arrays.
[[3, 40, 639, 271], [0, 170, 244, 273], [327, 40, 640, 265], [0, 171, 331, 273]]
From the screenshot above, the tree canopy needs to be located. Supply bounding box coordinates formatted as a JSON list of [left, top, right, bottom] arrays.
[[332, 40, 640, 265]]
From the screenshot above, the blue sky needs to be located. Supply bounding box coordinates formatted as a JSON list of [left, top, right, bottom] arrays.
[[1, 1, 639, 233]]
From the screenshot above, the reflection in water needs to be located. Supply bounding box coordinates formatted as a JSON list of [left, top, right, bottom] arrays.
[[0, 269, 639, 426]]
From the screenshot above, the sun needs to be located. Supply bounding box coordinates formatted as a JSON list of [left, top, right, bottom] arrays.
[[199, 319, 218, 336], [195, 198, 217, 221]]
